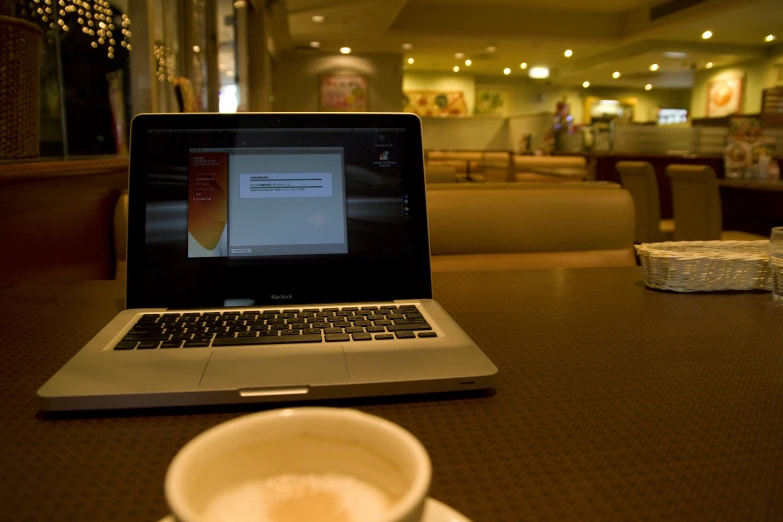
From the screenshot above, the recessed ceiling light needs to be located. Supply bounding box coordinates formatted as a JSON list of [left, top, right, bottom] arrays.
[[706, 62, 713, 68], [233, 0, 246, 7], [407, 57, 414, 64], [453, 66, 460, 73], [520, 62, 527, 69], [529, 67, 549, 79], [650, 63, 659, 71], [455, 52, 464, 59], [340, 47, 351, 54], [564, 49, 573, 57], [402, 43, 413, 50], [645, 84, 652, 91], [766, 34, 776, 42], [192, 45, 200, 53], [583, 81, 590, 88], [613, 71, 621, 79], [503, 67, 511, 75], [486, 46, 496, 53], [702, 30, 712, 39], [664, 51, 687, 59], [309, 41, 320, 49], [312, 15, 325, 23], [465, 59, 472, 66]]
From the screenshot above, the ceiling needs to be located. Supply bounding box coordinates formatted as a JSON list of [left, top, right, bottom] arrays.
[[282, 0, 783, 89]]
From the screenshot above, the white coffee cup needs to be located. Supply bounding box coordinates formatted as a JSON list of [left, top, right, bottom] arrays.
[[165, 407, 431, 522]]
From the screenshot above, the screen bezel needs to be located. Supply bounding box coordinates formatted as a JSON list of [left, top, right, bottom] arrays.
[[125, 112, 431, 309]]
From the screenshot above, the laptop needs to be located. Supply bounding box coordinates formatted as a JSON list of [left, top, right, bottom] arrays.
[[37, 112, 498, 411]]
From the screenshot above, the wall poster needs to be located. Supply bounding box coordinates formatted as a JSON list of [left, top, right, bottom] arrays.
[[320, 74, 368, 112], [706, 73, 744, 117]]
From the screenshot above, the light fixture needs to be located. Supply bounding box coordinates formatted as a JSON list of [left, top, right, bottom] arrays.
[[529, 66, 549, 79], [233, 0, 246, 7], [766, 34, 776, 42], [650, 63, 659, 71], [645, 84, 652, 91], [226, 70, 235, 77], [564, 49, 573, 57], [192, 45, 200, 53], [583, 81, 590, 88], [453, 65, 460, 72], [520, 62, 527, 69], [402, 43, 413, 50], [309, 41, 320, 48], [486, 46, 496, 53], [407, 57, 414, 64], [503, 67, 511, 75], [454, 52, 464, 59], [465, 59, 472, 66], [702, 30, 712, 39], [312, 15, 325, 23], [613, 71, 621, 78], [340, 47, 351, 54], [706, 62, 713, 68], [664, 51, 687, 59]]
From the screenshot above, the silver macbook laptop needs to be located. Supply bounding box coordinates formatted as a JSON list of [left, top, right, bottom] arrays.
[[37, 112, 497, 411]]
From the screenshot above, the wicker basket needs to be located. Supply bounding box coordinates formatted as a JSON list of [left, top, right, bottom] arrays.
[[0, 16, 42, 160], [636, 241, 772, 292]]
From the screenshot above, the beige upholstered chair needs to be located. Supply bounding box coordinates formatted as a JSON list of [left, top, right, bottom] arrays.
[[617, 161, 674, 243], [665, 164, 766, 241]]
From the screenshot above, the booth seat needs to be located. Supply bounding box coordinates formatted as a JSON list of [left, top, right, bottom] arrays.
[[512, 155, 587, 182], [427, 186, 636, 272], [427, 181, 620, 191], [425, 150, 511, 182]]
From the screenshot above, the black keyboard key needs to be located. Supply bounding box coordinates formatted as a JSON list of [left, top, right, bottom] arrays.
[[258, 330, 278, 336], [354, 320, 372, 326], [399, 305, 419, 310], [281, 330, 301, 336], [122, 333, 170, 341], [283, 308, 301, 313], [352, 333, 372, 341], [336, 311, 354, 316], [184, 340, 211, 348], [418, 332, 438, 338], [391, 318, 414, 325], [406, 312, 424, 318], [114, 341, 137, 350], [322, 308, 339, 312], [324, 327, 344, 334], [361, 306, 378, 311], [161, 340, 184, 348], [289, 322, 306, 329], [387, 323, 431, 332], [215, 332, 235, 338], [302, 328, 320, 335], [182, 312, 202, 317], [203, 312, 221, 316], [213, 334, 323, 346], [325, 333, 350, 342], [387, 314, 405, 320], [341, 307, 358, 311], [374, 320, 393, 326], [237, 332, 257, 337], [394, 331, 416, 339], [345, 326, 365, 333], [313, 322, 330, 328], [332, 321, 351, 327], [316, 312, 333, 318], [366, 326, 386, 333], [137, 341, 160, 350], [374, 334, 394, 340], [140, 313, 161, 319], [302, 308, 319, 312]]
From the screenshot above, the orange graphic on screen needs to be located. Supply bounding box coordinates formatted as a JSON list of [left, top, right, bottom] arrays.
[[188, 152, 228, 250]]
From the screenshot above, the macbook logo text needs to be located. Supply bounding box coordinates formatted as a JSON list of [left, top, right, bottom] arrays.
[[271, 294, 293, 300]]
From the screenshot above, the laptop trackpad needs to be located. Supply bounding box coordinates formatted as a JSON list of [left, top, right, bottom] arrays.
[[200, 345, 348, 389]]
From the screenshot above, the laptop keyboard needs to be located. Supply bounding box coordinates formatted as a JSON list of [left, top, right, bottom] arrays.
[[113, 305, 437, 350]]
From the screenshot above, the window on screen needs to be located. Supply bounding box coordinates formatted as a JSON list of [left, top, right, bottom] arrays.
[[227, 149, 348, 257]]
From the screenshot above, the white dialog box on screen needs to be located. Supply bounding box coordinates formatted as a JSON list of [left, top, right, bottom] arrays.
[[239, 173, 333, 198], [226, 148, 348, 257]]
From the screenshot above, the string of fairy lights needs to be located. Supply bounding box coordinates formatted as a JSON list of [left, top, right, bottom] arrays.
[[18, 0, 131, 58]]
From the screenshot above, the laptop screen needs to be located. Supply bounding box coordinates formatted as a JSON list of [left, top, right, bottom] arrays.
[[126, 114, 431, 309]]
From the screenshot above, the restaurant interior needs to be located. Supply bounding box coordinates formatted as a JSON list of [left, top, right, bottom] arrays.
[[2, 0, 783, 521]]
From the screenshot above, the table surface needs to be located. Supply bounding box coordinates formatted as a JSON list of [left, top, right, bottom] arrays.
[[2, 267, 783, 521]]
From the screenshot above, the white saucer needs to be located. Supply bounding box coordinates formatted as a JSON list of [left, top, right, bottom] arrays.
[[158, 497, 470, 522]]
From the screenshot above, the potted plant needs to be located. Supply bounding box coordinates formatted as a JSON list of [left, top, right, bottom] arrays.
[[0, 0, 43, 159]]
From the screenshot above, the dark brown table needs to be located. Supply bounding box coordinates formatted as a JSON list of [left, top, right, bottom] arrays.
[[2, 267, 783, 521]]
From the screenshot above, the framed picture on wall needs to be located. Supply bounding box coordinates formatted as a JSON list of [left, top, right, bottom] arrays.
[[706, 73, 744, 117], [319, 74, 368, 112], [474, 87, 513, 116]]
